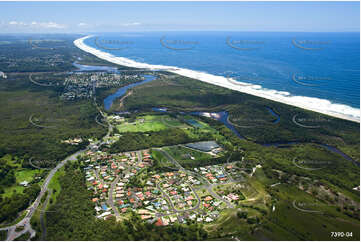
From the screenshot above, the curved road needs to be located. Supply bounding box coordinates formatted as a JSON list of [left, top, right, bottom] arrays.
[[1, 100, 113, 241], [0, 147, 87, 240], [40, 190, 52, 240]]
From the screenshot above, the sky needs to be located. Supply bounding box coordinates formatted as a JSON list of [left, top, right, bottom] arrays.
[[0, 1, 359, 33]]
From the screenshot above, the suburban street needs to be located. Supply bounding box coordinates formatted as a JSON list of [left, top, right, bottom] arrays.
[[108, 176, 121, 220], [155, 149, 234, 209]]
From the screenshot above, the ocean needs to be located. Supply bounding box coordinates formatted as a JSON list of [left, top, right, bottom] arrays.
[[81, 32, 360, 119]]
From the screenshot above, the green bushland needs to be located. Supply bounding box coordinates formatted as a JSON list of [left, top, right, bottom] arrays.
[[0, 230, 7, 240], [162, 145, 231, 169], [261, 184, 360, 241], [151, 149, 176, 169], [163, 145, 213, 161], [0, 184, 40, 224], [0, 34, 126, 228], [121, 75, 359, 163], [109, 128, 208, 153], [0, 157, 16, 188], [0, 78, 101, 162], [239, 141, 360, 194]]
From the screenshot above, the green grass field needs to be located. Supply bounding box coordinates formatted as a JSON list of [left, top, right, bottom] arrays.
[[116, 115, 188, 133], [163, 145, 213, 162], [151, 149, 176, 168], [47, 167, 65, 204], [3, 169, 42, 198], [15, 169, 40, 182]]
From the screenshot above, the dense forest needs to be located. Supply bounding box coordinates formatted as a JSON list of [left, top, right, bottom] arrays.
[[0, 184, 40, 224]]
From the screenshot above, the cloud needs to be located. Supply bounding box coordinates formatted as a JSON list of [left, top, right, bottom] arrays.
[[78, 22, 88, 27], [122, 22, 141, 27], [7, 20, 66, 29], [33, 21, 66, 29], [8, 21, 26, 26]]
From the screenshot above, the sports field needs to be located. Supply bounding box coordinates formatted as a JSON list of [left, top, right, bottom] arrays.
[[116, 115, 188, 133]]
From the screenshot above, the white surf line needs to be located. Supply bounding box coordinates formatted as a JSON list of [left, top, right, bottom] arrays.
[[74, 35, 360, 123]]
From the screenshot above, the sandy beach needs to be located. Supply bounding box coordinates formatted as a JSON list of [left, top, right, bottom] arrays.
[[74, 35, 360, 123]]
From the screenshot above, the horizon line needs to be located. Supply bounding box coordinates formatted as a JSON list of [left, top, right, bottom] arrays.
[[0, 30, 360, 34]]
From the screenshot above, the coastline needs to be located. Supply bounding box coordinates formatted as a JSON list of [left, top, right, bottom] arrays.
[[74, 35, 360, 123]]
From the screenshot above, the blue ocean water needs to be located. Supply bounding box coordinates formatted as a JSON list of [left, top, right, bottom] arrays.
[[83, 32, 360, 109]]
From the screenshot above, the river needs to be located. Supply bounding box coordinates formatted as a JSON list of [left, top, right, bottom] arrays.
[[103, 74, 157, 111], [99, 69, 357, 167], [150, 107, 358, 167]]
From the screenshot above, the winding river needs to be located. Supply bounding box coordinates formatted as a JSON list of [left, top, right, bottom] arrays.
[[99, 69, 357, 168], [103, 74, 157, 110], [151, 107, 358, 167]]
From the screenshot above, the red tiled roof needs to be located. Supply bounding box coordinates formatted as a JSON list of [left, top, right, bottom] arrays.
[[155, 218, 163, 226]]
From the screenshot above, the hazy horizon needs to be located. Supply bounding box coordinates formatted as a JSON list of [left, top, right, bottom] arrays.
[[0, 1, 359, 33]]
